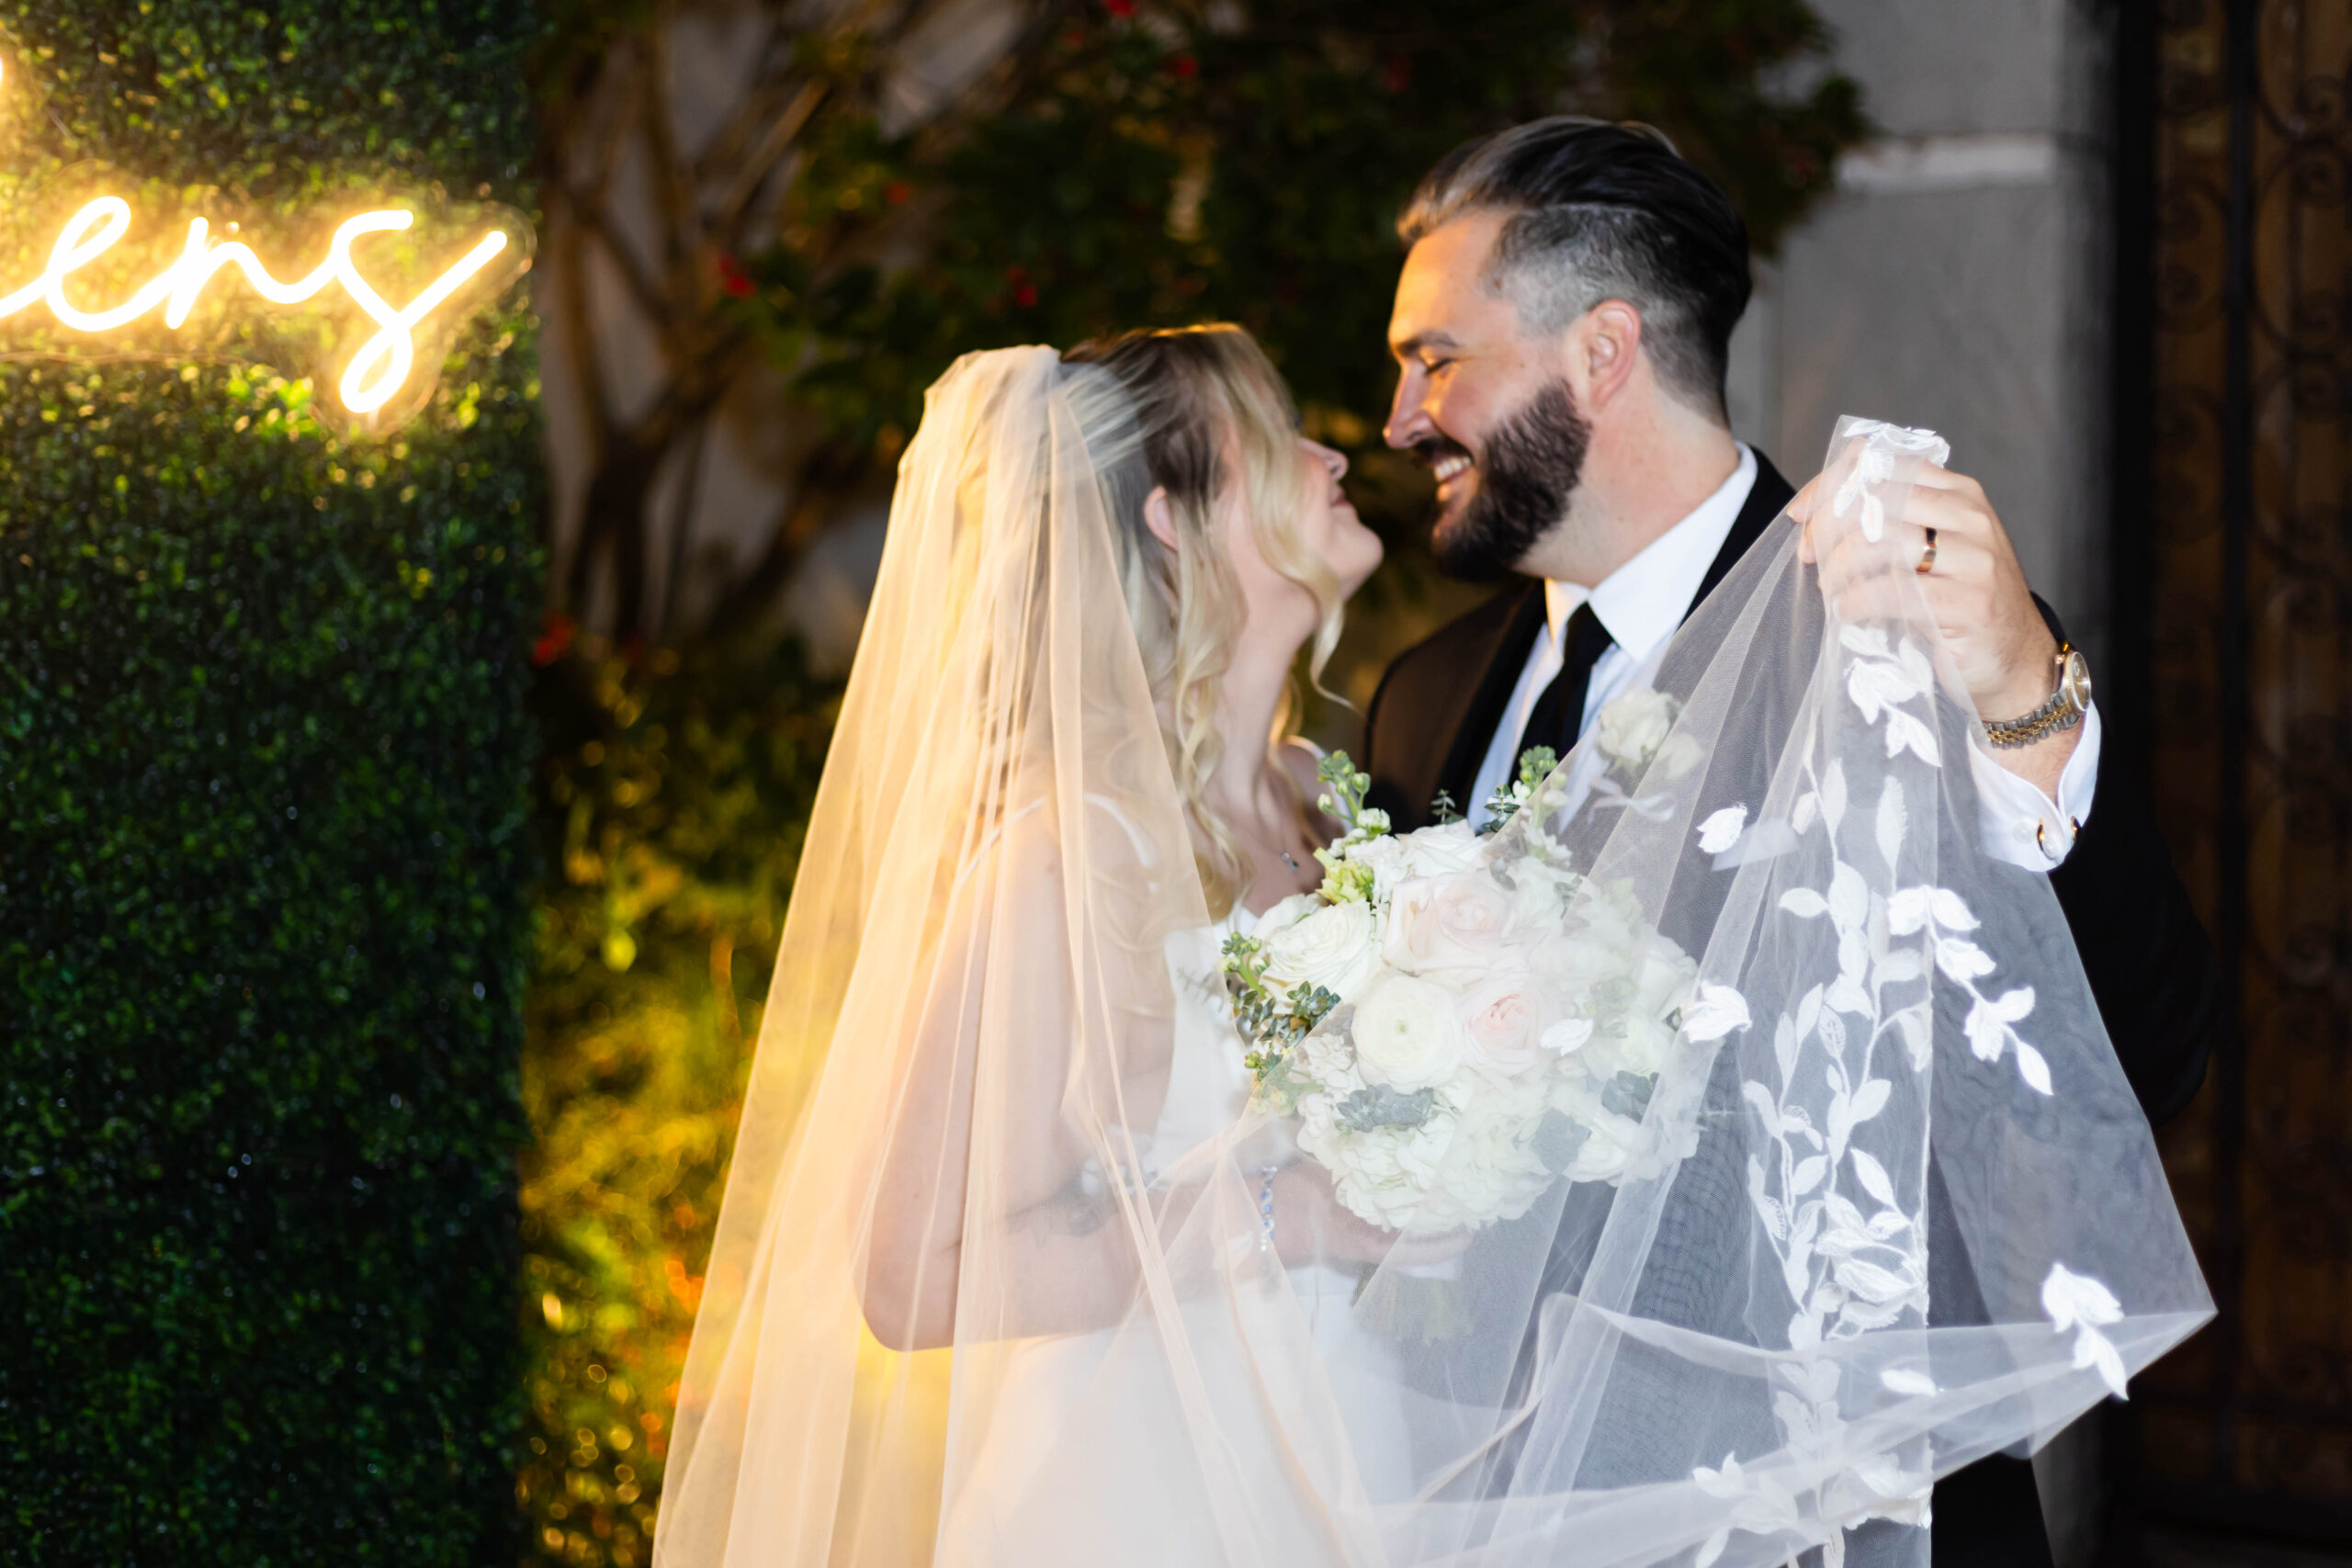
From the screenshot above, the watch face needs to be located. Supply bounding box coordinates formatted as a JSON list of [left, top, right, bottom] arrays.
[[2060, 649, 2093, 711]]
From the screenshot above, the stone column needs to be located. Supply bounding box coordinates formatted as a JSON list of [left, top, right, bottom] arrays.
[[1729, 0, 2115, 682]]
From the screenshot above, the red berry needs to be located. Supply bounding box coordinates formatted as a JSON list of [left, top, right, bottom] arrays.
[[531, 612, 576, 667]]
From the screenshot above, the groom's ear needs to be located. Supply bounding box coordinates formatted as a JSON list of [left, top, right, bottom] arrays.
[[1142, 486, 1182, 553], [1573, 300, 1646, 409]]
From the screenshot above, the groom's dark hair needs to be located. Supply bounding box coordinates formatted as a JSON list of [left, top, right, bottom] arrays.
[[1400, 118, 1750, 423]]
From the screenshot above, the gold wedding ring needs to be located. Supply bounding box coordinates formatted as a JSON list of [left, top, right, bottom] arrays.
[[1917, 526, 1939, 576]]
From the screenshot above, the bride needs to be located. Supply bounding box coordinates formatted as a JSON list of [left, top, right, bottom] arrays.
[[653, 333, 2211, 1568]]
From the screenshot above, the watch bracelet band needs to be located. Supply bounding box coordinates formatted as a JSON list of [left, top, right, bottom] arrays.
[[1983, 689, 2084, 750], [1982, 642, 2086, 750]]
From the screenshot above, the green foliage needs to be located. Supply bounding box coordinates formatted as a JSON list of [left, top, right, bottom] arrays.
[[517, 638, 837, 1568], [0, 4, 539, 1565], [736, 0, 1863, 521], [5, 3, 531, 194]]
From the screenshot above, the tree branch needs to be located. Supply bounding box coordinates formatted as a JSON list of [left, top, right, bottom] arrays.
[[689, 28, 803, 187], [569, 202, 682, 344], [658, 414, 714, 638], [711, 77, 831, 244], [639, 19, 701, 298]]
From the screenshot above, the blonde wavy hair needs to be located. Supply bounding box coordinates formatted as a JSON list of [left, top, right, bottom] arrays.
[[1061, 325, 1349, 919]]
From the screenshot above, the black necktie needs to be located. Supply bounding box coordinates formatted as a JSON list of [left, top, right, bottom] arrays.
[[1519, 602, 1615, 762]]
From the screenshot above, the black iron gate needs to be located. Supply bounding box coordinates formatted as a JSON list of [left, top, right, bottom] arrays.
[[2114, 0, 2352, 1544]]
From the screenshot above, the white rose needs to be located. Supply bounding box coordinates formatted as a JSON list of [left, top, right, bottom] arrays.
[[1383, 873, 1525, 982], [1400, 818, 1483, 880], [1652, 729, 1706, 781], [1528, 930, 1627, 993], [1458, 976, 1548, 1077], [1545, 1081, 1645, 1183], [1592, 687, 1679, 773], [1351, 973, 1466, 1090], [1567, 878, 1645, 950], [1251, 891, 1321, 943], [1566, 1111, 1644, 1183], [1262, 898, 1384, 1002], [1611, 1009, 1679, 1077], [1629, 934, 1699, 1020], [1338, 821, 1481, 908], [1503, 865, 1569, 931]]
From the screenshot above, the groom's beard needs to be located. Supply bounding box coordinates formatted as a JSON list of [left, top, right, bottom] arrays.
[[1422, 380, 1592, 582]]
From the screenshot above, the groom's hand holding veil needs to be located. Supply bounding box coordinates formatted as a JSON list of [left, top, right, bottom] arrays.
[[1791, 461, 2076, 799]]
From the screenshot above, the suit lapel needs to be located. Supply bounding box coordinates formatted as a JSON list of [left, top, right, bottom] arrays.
[[1429, 582, 1548, 818], [1687, 450, 1798, 619]]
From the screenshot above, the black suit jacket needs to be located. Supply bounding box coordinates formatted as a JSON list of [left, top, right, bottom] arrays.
[[1362, 451, 2219, 1567]]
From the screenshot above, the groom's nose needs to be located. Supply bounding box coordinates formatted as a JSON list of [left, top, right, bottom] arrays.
[[1385, 368, 1433, 448]]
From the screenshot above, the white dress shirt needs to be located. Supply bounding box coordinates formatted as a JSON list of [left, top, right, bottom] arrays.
[[1464, 444, 2100, 873]]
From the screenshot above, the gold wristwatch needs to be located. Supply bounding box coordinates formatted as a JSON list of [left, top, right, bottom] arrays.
[[1984, 641, 2092, 750]]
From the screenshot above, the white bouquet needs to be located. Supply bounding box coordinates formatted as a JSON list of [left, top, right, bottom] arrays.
[[1226, 735, 1709, 1234]]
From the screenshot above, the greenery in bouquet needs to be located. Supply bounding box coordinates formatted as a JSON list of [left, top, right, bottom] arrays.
[[1224, 745, 1707, 1234]]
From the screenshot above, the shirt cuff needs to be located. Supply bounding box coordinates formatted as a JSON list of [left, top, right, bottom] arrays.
[[1970, 701, 2103, 873]]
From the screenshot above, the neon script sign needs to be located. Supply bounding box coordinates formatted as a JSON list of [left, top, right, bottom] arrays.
[[0, 57, 525, 418]]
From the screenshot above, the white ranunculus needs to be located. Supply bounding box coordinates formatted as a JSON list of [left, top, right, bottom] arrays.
[[1593, 687, 1680, 774], [1351, 972, 1466, 1090], [1262, 898, 1384, 1002]]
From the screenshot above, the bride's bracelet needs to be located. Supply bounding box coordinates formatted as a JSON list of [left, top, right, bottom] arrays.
[[1256, 1165, 1281, 1257]]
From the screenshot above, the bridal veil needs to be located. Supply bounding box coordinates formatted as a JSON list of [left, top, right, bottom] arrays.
[[653, 346, 2211, 1568]]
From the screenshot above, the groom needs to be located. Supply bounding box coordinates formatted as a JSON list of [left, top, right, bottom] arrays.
[[1361, 118, 2219, 1568]]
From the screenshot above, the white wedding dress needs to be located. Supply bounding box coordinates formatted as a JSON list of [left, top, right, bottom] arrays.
[[937, 905, 1418, 1566]]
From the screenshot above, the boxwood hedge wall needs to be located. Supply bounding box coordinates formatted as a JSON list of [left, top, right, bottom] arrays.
[[0, 5, 539, 1563]]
